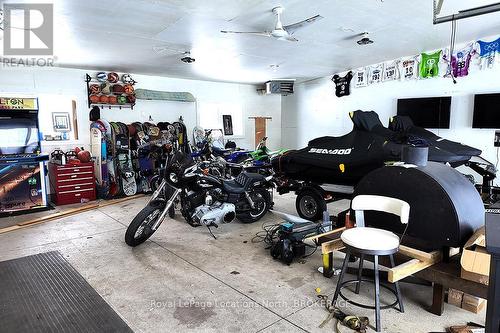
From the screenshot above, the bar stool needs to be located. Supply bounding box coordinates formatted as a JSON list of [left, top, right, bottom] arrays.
[[332, 195, 409, 332]]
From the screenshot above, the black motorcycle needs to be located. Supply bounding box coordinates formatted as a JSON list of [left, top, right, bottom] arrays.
[[125, 151, 273, 246]]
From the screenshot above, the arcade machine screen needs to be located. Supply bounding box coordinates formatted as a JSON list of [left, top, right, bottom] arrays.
[[0, 116, 40, 155], [0, 104, 47, 215]]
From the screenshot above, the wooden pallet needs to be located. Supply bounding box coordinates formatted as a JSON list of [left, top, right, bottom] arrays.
[[0, 194, 145, 235], [319, 233, 443, 283]]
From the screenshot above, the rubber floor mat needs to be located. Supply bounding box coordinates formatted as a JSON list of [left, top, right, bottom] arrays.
[[0, 251, 133, 333]]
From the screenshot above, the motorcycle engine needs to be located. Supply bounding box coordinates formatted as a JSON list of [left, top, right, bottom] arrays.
[[192, 201, 236, 226]]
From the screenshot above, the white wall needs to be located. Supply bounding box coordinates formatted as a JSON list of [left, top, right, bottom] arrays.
[[282, 64, 500, 169], [0, 67, 281, 153]]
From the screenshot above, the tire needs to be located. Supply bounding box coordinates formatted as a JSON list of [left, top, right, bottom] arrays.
[[238, 188, 271, 223], [295, 189, 326, 221], [125, 201, 163, 246]]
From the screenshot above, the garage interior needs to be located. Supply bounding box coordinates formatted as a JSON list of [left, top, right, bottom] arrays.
[[0, 1, 500, 333]]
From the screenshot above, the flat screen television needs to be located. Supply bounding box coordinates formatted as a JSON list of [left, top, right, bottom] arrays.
[[397, 97, 451, 129], [472, 93, 500, 129], [0, 111, 40, 155]]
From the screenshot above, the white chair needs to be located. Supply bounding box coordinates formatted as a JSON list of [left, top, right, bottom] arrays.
[[331, 195, 409, 332]]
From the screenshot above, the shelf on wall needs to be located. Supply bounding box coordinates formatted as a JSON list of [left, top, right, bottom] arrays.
[[89, 103, 135, 110], [85, 73, 136, 110]]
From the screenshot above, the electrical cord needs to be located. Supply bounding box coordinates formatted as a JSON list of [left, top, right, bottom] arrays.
[[251, 221, 281, 246], [448, 15, 458, 84], [301, 242, 318, 258]]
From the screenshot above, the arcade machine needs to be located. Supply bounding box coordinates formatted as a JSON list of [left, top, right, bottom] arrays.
[[0, 97, 49, 216]]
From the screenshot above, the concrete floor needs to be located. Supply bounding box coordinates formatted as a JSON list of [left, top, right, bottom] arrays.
[[0, 193, 485, 333]]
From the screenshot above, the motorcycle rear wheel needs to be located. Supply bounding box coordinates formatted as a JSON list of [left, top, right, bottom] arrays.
[[125, 201, 163, 246], [238, 188, 271, 223]]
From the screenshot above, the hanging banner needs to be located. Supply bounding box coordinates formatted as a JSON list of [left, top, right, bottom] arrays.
[[0, 97, 38, 110]]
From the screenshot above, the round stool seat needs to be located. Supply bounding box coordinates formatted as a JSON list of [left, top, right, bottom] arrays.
[[341, 227, 399, 254]]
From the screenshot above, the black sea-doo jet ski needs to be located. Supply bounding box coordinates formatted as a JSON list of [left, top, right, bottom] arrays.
[[389, 115, 482, 166], [272, 110, 476, 185], [273, 110, 493, 225]]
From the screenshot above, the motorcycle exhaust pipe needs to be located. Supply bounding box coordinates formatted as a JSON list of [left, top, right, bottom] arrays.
[[151, 187, 181, 231]]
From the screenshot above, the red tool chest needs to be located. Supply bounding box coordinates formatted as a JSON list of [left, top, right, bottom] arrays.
[[48, 162, 96, 205]]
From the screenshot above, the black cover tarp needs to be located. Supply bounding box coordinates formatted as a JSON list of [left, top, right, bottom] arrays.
[[273, 110, 482, 185], [389, 115, 482, 162]]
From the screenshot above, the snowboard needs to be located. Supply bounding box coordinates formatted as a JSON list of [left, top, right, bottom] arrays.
[[100, 119, 119, 198], [131, 122, 152, 193], [90, 122, 110, 198], [173, 120, 190, 153], [114, 122, 137, 196]]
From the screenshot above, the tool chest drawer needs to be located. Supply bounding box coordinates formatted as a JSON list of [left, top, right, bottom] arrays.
[[49, 162, 96, 205]]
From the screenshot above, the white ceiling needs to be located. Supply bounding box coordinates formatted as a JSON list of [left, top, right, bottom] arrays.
[[2, 0, 500, 84]]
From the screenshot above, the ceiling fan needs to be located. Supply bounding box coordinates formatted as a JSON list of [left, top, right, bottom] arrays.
[[221, 6, 322, 42]]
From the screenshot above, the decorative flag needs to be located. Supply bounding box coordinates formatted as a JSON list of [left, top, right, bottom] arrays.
[[332, 71, 353, 97], [400, 57, 419, 80], [419, 50, 443, 78], [368, 64, 383, 85], [475, 37, 500, 69], [382, 60, 400, 81], [354, 68, 368, 88], [444, 44, 475, 78]]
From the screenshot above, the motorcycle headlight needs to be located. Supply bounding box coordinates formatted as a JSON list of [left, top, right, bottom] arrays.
[[169, 172, 178, 184]]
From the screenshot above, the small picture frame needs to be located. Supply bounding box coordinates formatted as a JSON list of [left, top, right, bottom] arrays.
[[222, 115, 233, 136], [52, 112, 71, 132]]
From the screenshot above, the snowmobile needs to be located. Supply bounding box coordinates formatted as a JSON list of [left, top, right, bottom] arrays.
[[272, 110, 494, 220]]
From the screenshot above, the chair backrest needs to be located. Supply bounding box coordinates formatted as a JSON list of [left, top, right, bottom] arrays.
[[351, 195, 410, 225]]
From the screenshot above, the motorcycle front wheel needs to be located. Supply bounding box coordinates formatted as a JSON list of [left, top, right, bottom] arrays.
[[238, 188, 271, 223], [125, 201, 163, 246]]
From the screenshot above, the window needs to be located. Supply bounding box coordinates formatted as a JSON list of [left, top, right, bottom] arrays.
[[198, 102, 244, 137]]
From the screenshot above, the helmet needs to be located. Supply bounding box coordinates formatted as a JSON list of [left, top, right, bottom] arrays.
[[122, 73, 136, 85], [112, 84, 125, 95], [90, 121, 106, 133], [124, 84, 134, 95], [96, 72, 107, 82], [99, 95, 109, 104], [100, 82, 111, 95], [108, 72, 119, 83], [89, 84, 100, 94], [108, 95, 118, 104], [127, 95, 136, 103], [89, 95, 100, 104], [117, 96, 127, 104]]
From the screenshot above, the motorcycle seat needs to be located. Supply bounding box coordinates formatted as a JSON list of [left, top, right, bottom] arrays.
[[222, 172, 266, 194], [222, 179, 247, 193]]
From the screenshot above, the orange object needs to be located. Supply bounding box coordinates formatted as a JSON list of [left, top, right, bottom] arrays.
[[124, 84, 134, 94], [99, 95, 109, 104], [345, 211, 355, 229], [108, 95, 117, 104], [89, 94, 100, 104]]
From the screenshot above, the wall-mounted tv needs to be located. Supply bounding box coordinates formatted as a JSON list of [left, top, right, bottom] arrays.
[[397, 97, 451, 129], [472, 93, 500, 129]]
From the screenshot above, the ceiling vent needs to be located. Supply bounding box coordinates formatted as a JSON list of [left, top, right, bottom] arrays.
[[265, 80, 295, 95]]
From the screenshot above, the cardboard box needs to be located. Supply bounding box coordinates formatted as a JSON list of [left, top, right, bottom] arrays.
[[462, 293, 486, 314], [447, 288, 464, 307], [460, 226, 490, 285]]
